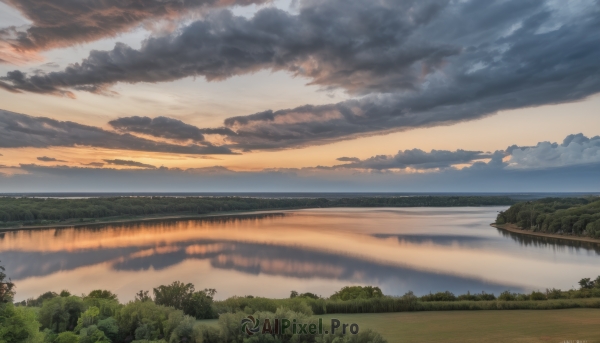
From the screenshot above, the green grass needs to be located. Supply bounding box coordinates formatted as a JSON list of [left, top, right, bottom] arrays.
[[319, 310, 600, 343], [197, 309, 600, 342]]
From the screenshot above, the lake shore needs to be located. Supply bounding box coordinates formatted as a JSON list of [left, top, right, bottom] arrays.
[[0, 209, 291, 232], [492, 223, 600, 245]]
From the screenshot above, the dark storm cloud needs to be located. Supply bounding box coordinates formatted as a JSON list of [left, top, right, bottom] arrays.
[[37, 156, 66, 162], [0, 109, 234, 154], [338, 149, 489, 170], [0, 0, 460, 95], [109, 116, 206, 142], [0, 0, 268, 56], [103, 159, 156, 169], [1, 0, 600, 149], [108, 116, 238, 144]]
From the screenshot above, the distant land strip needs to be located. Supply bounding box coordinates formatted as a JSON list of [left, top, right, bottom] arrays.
[[0, 195, 515, 230], [492, 223, 600, 246]]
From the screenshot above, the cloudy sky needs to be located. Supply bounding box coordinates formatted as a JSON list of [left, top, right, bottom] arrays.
[[0, 0, 599, 192]]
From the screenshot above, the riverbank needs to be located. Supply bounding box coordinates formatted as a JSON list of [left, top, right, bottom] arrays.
[[492, 223, 600, 245], [0, 209, 290, 232]]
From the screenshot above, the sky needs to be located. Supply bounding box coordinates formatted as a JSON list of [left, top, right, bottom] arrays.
[[0, 0, 599, 192]]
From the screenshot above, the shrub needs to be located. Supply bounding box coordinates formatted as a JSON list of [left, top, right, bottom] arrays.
[[498, 291, 516, 301], [456, 291, 496, 301], [420, 291, 456, 302], [530, 291, 546, 301], [546, 288, 565, 299], [192, 324, 221, 343], [330, 286, 384, 301]]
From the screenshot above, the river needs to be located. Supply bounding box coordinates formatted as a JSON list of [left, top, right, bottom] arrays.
[[2, 207, 599, 301]]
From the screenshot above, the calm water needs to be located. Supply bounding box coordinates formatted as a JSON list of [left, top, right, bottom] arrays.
[[2, 207, 600, 302]]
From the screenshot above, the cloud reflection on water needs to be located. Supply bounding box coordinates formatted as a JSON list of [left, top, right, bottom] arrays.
[[2, 208, 600, 300]]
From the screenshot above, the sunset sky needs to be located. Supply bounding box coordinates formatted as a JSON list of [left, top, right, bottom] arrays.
[[1, 0, 599, 192]]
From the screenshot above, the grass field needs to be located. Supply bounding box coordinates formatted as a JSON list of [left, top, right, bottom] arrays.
[[320, 310, 600, 343], [199, 309, 600, 342]]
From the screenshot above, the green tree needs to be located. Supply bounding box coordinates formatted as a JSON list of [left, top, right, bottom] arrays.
[[192, 324, 220, 343], [97, 317, 119, 342], [579, 278, 593, 290], [167, 316, 196, 343], [153, 282, 215, 319], [116, 300, 181, 341], [86, 290, 118, 301], [79, 326, 111, 343], [183, 291, 215, 320], [330, 286, 384, 301], [0, 303, 43, 343], [82, 298, 121, 321], [38, 296, 84, 332], [530, 291, 546, 300], [135, 290, 152, 302], [0, 261, 15, 303], [75, 306, 100, 332], [498, 291, 516, 301], [54, 332, 79, 343], [153, 282, 195, 310]]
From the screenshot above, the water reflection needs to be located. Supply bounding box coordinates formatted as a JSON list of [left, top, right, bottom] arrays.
[[373, 234, 491, 248], [497, 228, 600, 255], [1, 207, 599, 301]]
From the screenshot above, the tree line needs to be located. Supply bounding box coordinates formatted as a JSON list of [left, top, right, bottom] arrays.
[[495, 197, 600, 238], [2, 259, 392, 343], [6, 257, 600, 343], [0, 195, 516, 225]]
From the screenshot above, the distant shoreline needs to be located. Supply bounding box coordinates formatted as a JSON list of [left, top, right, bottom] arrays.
[[0, 209, 291, 233], [492, 223, 600, 245]]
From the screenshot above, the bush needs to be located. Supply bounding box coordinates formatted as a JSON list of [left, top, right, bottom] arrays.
[[420, 291, 456, 302], [456, 291, 496, 301], [497, 291, 516, 301], [330, 286, 384, 301], [546, 288, 565, 299], [530, 291, 546, 301], [192, 324, 221, 343]]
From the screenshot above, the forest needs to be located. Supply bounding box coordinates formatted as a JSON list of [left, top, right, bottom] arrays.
[[0, 196, 515, 226], [495, 197, 600, 238], [3, 257, 600, 343]]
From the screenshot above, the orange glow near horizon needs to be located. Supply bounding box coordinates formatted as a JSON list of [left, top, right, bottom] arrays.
[[4, 207, 600, 302]]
